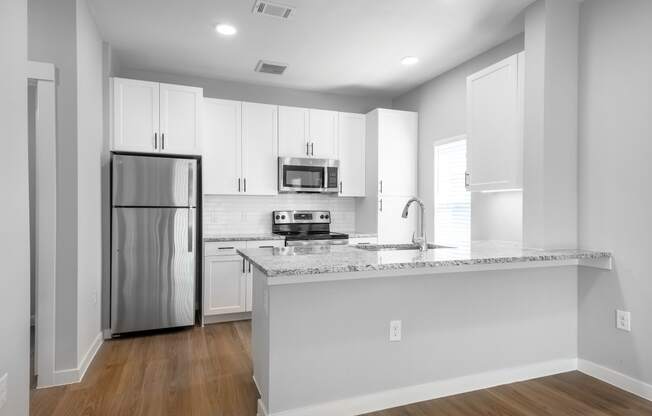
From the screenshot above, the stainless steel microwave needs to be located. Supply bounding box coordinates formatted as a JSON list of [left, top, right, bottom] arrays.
[[278, 157, 340, 193]]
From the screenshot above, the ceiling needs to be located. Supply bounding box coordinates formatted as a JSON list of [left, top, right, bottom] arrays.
[[88, 0, 534, 98]]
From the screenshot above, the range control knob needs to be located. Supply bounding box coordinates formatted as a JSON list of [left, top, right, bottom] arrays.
[[320, 215, 325, 219], [325, 215, 329, 219], [275, 215, 280, 220]]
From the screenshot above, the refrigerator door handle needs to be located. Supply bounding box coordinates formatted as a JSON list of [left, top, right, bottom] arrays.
[[188, 162, 194, 206], [188, 208, 194, 252]]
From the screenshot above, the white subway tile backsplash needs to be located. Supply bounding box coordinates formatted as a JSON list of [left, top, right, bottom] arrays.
[[203, 194, 357, 235]]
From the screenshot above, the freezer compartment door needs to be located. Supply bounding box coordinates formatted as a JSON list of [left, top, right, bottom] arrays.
[[112, 154, 197, 207], [111, 207, 196, 334]]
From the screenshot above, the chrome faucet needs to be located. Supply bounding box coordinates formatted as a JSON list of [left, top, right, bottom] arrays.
[[401, 197, 427, 251]]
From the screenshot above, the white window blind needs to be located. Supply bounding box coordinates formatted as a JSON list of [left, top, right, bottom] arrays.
[[434, 138, 470, 245]]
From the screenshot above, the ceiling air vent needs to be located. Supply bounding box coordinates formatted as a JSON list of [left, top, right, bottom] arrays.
[[255, 60, 288, 75], [252, 0, 295, 19]]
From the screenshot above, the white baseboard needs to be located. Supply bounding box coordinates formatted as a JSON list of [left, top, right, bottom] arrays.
[[578, 359, 652, 402], [79, 332, 103, 381], [263, 359, 577, 416], [46, 332, 103, 388], [203, 312, 252, 325]]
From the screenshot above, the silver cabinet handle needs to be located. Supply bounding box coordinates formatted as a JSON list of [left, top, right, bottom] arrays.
[[161, 133, 165, 150], [379, 198, 383, 212], [465, 172, 470, 188], [306, 142, 310, 156], [339, 181, 343, 194], [218, 246, 235, 250], [310, 142, 314, 156], [249, 262, 252, 273], [238, 178, 241, 192], [154, 132, 158, 149], [244, 178, 247, 192], [242, 258, 245, 273], [379, 180, 383, 194], [188, 208, 193, 252], [259, 245, 273, 248]]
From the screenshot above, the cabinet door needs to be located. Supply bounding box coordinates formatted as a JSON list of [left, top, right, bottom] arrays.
[[203, 98, 242, 195], [309, 109, 338, 159], [466, 53, 522, 191], [378, 110, 418, 197], [112, 78, 159, 152], [159, 83, 203, 155], [278, 106, 309, 157], [378, 196, 418, 244], [242, 102, 279, 195], [338, 112, 366, 196], [204, 255, 247, 315]]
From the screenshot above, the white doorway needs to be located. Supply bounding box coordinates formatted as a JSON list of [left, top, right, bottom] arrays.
[[28, 61, 57, 389]]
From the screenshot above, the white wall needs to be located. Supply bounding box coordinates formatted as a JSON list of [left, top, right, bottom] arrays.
[[578, 0, 652, 386], [117, 67, 392, 114], [0, 0, 30, 414], [522, 0, 579, 249], [76, 0, 103, 367], [392, 35, 524, 243], [28, 0, 79, 370]]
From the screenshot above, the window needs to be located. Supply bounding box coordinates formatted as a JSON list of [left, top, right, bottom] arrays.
[[434, 137, 470, 245]]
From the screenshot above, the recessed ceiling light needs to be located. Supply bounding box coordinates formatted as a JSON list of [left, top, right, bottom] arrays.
[[401, 56, 419, 66], [215, 23, 237, 36]]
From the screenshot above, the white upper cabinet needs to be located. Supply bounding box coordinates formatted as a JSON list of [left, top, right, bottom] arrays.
[[378, 196, 417, 244], [308, 109, 338, 159], [111, 77, 202, 155], [278, 106, 338, 158], [203, 98, 242, 195], [377, 109, 418, 197], [338, 112, 366, 197], [242, 102, 279, 195], [203, 99, 278, 196], [112, 78, 160, 153], [159, 83, 203, 155], [466, 52, 524, 191], [278, 106, 310, 157]]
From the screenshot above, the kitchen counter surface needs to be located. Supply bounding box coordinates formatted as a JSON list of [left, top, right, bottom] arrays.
[[238, 240, 612, 282], [204, 233, 284, 242]]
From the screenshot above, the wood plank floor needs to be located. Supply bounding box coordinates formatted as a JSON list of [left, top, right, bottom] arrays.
[[31, 321, 652, 416]]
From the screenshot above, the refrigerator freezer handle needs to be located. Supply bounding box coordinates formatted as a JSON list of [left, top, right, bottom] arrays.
[[188, 162, 194, 206]]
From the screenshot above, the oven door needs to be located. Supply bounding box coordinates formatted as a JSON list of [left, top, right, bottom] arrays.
[[278, 157, 328, 192]]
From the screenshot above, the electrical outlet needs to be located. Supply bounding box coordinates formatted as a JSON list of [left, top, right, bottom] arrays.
[[0, 372, 8, 409], [389, 320, 402, 342], [616, 310, 631, 332]]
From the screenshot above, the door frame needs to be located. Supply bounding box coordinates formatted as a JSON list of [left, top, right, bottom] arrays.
[[28, 61, 57, 388]]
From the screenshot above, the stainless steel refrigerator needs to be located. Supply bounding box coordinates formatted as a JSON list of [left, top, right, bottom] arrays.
[[111, 154, 197, 335]]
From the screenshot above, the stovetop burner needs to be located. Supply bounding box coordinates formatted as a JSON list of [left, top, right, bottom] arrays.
[[272, 210, 349, 246]]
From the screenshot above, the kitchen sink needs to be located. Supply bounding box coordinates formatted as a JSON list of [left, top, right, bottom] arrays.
[[355, 243, 450, 251]]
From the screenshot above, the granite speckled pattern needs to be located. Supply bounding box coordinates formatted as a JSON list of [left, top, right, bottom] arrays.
[[237, 241, 612, 277], [204, 233, 284, 242]]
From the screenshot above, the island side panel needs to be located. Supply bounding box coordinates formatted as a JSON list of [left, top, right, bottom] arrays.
[[252, 267, 271, 411], [265, 266, 578, 414]]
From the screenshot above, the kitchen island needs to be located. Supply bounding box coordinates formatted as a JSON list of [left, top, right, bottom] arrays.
[[238, 242, 612, 416]]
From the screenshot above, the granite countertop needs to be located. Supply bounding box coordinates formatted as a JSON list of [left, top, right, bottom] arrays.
[[204, 233, 284, 242], [237, 240, 612, 279], [204, 232, 376, 242]]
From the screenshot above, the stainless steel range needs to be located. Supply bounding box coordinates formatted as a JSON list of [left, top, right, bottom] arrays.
[[272, 210, 349, 246]]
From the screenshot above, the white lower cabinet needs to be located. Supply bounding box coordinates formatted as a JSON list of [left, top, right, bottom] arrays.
[[204, 255, 247, 315], [203, 240, 284, 321]]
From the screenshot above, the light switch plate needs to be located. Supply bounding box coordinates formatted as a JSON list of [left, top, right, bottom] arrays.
[[616, 310, 631, 332]]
